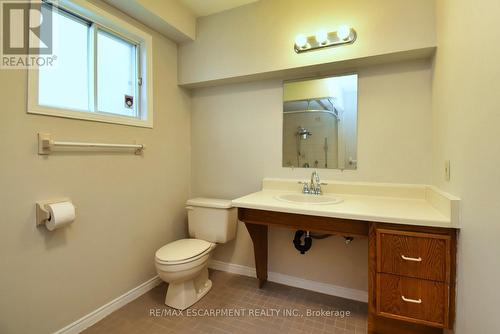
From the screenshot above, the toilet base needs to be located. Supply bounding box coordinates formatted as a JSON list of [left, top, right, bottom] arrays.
[[164, 268, 212, 310]]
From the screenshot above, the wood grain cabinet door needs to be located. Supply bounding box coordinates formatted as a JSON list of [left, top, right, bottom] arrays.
[[376, 273, 449, 328], [377, 229, 450, 282]]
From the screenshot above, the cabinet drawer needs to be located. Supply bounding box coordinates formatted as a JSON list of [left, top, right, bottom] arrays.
[[377, 229, 450, 282], [376, 273, 449, 328]]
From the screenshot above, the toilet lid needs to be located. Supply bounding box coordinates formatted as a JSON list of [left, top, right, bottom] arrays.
[[155, 239, 213, 263]]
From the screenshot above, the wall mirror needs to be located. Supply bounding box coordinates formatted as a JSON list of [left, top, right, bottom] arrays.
[[282, 74, 358, 170]]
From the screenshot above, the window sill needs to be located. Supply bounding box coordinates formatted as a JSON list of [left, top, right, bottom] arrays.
[[28, 106, 153, 128]]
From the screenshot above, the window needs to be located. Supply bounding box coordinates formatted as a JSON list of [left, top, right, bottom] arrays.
[[28, 0, 153, 127], [38, 6, 90, 112], [97, 30, 138, 118]]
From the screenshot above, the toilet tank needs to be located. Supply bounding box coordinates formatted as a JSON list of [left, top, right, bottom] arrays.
[[186, 198, 237, 243]]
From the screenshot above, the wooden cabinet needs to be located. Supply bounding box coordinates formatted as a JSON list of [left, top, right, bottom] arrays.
[[377, 230, 450, 282], [239, 208, 458, 334], [376, 273, 448, 328], [369, 224, 457, 333]]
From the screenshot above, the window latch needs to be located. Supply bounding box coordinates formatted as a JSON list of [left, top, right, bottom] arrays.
[[138, 77, 143, 86]]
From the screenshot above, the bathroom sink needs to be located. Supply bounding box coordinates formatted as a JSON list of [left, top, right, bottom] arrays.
[[275, 194, 343, 205]]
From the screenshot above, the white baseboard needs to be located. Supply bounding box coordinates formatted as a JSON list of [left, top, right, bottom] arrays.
[[209, 259, 368, 303], [54, 276, 162, 334]]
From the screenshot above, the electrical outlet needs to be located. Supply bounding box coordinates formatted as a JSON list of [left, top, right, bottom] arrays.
[[444, 160, 451, 181]]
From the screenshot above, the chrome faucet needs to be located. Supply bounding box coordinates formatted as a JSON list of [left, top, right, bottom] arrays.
[[310, 170, 318, 190], [299, 170, 326, 195], [310, 170, 322, 194]]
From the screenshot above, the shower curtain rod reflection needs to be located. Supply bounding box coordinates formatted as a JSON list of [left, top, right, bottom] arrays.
[[283, 109, 340, 119]]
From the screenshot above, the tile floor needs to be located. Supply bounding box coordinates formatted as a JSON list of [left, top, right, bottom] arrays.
[[83, 270, 368, 334]]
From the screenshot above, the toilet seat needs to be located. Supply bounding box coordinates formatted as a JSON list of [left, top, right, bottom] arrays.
[[155, 239, 214, 265]]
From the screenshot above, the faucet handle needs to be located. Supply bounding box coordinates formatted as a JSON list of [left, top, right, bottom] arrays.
[[298, 181, 310, 194]]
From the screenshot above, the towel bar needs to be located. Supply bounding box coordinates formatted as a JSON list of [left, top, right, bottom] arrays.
[[38, 133, 145, 155]]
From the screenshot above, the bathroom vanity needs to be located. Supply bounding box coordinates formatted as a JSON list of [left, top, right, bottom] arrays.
[[233, 179, 459, 334]]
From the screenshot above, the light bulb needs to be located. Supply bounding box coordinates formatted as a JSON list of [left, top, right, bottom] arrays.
[[337, 25, 351, 40], [315, 30, 328, 44], [295, 34, 308, 48]]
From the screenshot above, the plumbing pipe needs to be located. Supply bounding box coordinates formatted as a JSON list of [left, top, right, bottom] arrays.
[[344, 236, 354, 245], [293, 230, 312, 254], [309, 233, 332, 239]]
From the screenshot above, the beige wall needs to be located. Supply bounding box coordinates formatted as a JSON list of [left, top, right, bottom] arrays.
[[0, 2, 191, 334], [432, 0, 500, 332], [179, 0, 436, 85], [191, 59, 433, 292]]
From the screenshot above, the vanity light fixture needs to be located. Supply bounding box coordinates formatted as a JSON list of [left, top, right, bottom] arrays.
[[315, 29, 329, 45], [294, 34, 309, 49], [294, 25, 357, 53], [336, 25, 351, 40]]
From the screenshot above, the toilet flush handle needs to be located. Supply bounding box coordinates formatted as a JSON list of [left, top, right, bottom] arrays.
[[185, 206, 195, 210]]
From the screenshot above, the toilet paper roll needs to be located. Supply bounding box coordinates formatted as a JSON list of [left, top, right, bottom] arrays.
[[46, 202, 75, 231]]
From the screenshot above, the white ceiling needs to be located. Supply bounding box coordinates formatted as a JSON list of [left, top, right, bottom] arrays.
[[179, 0, 259, 17]]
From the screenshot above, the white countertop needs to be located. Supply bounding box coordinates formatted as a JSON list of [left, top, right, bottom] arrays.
[[232, 179, 460, 229]]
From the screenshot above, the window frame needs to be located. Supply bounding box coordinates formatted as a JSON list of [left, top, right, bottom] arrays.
[[27, 0, 154, 128]]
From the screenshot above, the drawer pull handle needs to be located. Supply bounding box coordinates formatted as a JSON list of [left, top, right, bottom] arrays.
[[402, 296, 422, 304], [401, 255, 422, 262]]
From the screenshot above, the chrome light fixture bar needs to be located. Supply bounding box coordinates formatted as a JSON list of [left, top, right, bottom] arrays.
[[294, 26, 357, 53]]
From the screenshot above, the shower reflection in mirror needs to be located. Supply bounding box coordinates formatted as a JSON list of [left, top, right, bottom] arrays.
[[282, 74, 358, 170]]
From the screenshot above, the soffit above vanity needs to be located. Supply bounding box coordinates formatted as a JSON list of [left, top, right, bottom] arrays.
[[178, 0, 437, 88], [179, 0, 260, 17], [102, 0, 197, 42], [101, 0, 260, 43]]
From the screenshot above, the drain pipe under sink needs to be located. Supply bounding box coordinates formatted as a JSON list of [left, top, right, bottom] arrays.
[[293, 231, 353, 254], [293, 230, 312, 254]]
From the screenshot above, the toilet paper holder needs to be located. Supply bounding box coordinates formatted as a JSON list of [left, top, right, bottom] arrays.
[[36, 199, 72, 227]]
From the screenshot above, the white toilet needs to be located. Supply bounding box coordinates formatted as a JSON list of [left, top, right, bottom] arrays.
[[154, 198, 237, 310]]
